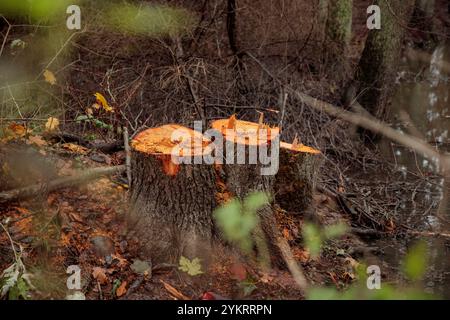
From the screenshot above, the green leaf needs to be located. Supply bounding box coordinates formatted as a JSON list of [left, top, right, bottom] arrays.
[[403, 241, 428, 281], [178, 256, 204, 276], [214, 198, 258, 253], [104, 4, 195, 37], [75, 115, 90, 122], [323, 223, 348, 240], [302, 223, 322, 258], [242, 192, 270, 213], [112, 279, 121, 296], [307, 287, 341, 300]]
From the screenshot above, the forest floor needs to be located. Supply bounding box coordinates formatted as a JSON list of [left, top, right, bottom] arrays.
[[0, 135, 384, 300]]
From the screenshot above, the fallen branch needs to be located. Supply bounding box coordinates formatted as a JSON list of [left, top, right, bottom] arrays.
[[46, 132, 124, 154], [246, 52, 450, 174], [0, 165, 125, 204], [351, 227, 450, 239]]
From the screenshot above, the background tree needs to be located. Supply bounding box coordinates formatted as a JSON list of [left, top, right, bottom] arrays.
[[354, 0, 415, 124], [324, 0, 353, 77]]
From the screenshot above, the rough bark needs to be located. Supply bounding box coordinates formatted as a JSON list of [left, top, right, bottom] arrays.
[[275, 146, 323, 214], [128, 146, 217, 264], [219, 139, 277, 265], [355, 0, 415, 121], [324, 0, 353, 76]]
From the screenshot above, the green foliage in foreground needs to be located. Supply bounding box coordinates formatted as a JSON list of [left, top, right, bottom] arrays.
[[308, 241, 437, 300], [103, 3, 195, 37], [214, 192, 269, 254], [0, 0, 73, 22]]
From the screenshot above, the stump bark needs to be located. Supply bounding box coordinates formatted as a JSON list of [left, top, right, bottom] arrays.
[[211, 116, 281, 263], [128, 124, 217, 264], [275, 141, 322, 214], [128, 117, 321, 266]]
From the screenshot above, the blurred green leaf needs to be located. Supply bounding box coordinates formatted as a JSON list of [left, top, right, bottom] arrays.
[[243, 192, 270, 213], [403, 241, 428, 281], [214, 192, 268, 253], [104, 4, 195, 37], [302, 223, 322, 258], [307, 287, 341, 300], [0, 0, 72, 22], [323, 223, 348, 240]]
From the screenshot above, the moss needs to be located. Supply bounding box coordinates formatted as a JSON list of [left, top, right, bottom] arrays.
[[326, 0, 353, 45]]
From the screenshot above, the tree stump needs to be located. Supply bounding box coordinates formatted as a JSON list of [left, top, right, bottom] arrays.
[[275, 140, 322, 214], [211, 116, 281, 263], [128, 124, 217, 264]]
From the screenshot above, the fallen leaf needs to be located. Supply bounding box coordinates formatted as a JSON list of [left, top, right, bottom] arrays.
[[178, 256, 203, 276], [115, 281, 127, 297], [110, 254, 128, 268], [27, 135, 47, 147], [62, 143, 89, 155], [94, 93, 114, 112], [8, 123, 26, 137], [130, 259, 151, 275], [230, 263, 247, 281], [43, 69, 56, 85], [92, 267, 108, 285], [45, 117, 59, 132]]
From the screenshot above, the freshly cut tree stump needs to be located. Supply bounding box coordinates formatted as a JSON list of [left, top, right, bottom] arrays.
[[128, 124, 216, 264], [275, 138, 322, 214], [211, 115, 322, 264], [211, 116, 281, 262]]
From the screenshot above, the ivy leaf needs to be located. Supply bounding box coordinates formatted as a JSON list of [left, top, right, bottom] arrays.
[[178, 256, 203, 276]]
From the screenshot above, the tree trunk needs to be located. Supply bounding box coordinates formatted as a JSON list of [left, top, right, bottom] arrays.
[[128, 125, 217, 264], [275, 141, 322, 214], [355, 0, 415, 121], [411, 0, 437, 47], [324, 0, 353, 78], [211, 116, 280, 263]]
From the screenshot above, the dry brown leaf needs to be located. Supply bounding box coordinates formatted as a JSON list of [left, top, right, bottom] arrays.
[[27, 135, 47, 147], [62, 143, 89, 155], [8, 123, 26, 137], [116, 281, 127, 297], [43, 69, 56, 85], [230, 263, 247, 281], [92, 267, 108, 285], [45, 117, 59, 132]]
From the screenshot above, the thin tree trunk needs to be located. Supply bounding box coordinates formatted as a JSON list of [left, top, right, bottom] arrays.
[[324, 0, 353, 78], [355, 0, 415, 121]]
